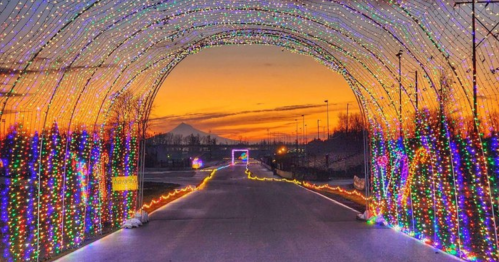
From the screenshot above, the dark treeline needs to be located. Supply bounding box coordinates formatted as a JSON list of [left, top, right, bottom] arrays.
[[147, 133, 219, 146]]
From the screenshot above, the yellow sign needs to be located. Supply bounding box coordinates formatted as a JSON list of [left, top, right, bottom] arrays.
[[112, 176, 138, 191]]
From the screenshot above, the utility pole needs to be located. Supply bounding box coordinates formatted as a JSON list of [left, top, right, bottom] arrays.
[[454, 0, 499, 132], [396, 50, 403, 138], [414, 71, 419, 138], [305, 124, 308, 143], [324, 100, 329, 139], [301, 115, 305, 146], [317, 119, 320, 140], [415, 71, 419, 135], [455, 3, 499, 256], [302, 114, 306, 163], [304, 123, 308, 164], [295, 119, 298, 151]]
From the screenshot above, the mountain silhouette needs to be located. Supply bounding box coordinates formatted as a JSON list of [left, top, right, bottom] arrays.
[[167, 123, 237, 144]]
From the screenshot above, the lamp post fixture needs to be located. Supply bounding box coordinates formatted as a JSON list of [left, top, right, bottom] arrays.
[[305, 124, 308, 143], [295, 119, 298, 151], [324, 100, 329, 139], [299, 127, 302, 152], [301, 115, 305, 146], [304, 123, 308, 164], [317, 119, 320, 140]]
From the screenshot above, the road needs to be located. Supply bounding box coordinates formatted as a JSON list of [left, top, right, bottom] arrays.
[[57, 165, 460, 262]]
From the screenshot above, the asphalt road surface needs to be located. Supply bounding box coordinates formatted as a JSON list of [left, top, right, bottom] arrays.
[[57, 165, 460, 262]]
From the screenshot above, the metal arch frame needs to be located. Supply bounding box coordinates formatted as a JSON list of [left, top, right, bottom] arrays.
[[232, 149, 249, 165]]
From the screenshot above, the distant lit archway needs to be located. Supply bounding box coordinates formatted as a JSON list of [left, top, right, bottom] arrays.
[[232, 149, 250, 165]]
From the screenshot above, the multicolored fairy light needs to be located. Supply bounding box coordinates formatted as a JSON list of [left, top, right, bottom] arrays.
[[0, 0, 498, 261]]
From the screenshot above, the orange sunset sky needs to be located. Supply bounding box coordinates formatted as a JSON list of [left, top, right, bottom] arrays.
[[150, 45, 359, 142]]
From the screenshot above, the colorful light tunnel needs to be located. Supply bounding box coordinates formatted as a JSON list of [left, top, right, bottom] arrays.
[[0, 0, 498, 261]]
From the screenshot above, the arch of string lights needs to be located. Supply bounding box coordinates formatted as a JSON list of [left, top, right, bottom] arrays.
[[0, 0, 498, 261]]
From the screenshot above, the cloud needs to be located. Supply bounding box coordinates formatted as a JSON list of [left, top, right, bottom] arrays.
[[149, 103, 326, 124], [149, 102, 360, 141], [150, 102, 358, 128], [215, 122, 295, 134]]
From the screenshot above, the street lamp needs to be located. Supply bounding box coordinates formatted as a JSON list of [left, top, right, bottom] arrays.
[[301, 115, 305, 146], [324, 100, 329, 139], [317, 119, 320, 141], [299, 127, 302, 151], [305, 124, 307, 143], [295, 119, 298, 150], [304, 123, 308, 162]]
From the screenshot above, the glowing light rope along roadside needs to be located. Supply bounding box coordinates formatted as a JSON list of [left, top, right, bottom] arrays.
[[142, 165, 230, 210], [244, 168, 372, 202]]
